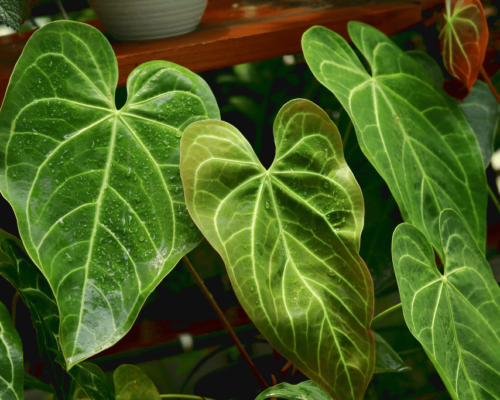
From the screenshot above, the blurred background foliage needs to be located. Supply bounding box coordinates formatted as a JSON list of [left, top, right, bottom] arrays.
[[4, 1, 500, 400]]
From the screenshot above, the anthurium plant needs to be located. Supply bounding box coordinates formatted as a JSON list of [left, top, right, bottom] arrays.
[[1, 0, 500, 398]]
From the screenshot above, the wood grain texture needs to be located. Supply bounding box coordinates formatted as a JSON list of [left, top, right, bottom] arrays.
[[0, 0, 443, 100]]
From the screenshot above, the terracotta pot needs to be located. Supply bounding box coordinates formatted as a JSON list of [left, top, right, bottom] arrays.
[[89, 0, 208, 41]]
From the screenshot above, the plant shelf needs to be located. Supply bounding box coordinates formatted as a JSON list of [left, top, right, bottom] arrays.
[[0, 0, 443, 103]]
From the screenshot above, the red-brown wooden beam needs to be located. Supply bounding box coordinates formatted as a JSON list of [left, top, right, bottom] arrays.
[[0, 0, 444, 102]]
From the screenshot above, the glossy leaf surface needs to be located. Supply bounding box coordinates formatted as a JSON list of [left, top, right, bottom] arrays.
[[374, 331, 409, 374], [439, 0, 488, 95], [0, 228, 114, 400], [302, 23, 487, 257], [114, 364, 160, 400], [66, 362, 114, 400], [0, 300, 23, 400], [393, 209, 500, 399], [255, 380, 331, 400], [0, 20, 219, 367], [181, 99, 375, 400], [407, 50, 500, 167]]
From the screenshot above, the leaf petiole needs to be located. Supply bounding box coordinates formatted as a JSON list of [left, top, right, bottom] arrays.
[[480, 66, 500, 104], [487, 184, 500, 215], [372, 303, 402, 324]]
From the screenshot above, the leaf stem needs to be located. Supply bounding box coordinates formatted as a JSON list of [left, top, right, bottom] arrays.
[[487, 184, 500, 215], [160, 396, 216, 400], [182, 256, 269, 389], [372, 303, 402, 324], [11, 291, 20, 326], [55, 0, 69, 21], [480, 66, 500, 104]]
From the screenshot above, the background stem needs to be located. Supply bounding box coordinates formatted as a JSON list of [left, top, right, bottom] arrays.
[[11, 291, 19, 326], [487, 184, 500, 215], [480, 66, 500, 104], [55, 0, 69, 21], [182, 256, 269, 389]]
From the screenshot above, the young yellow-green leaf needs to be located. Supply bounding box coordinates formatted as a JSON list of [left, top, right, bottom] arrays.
[[392, 209, 500, 399], [255, 380, 332, 400], [0, 300, 23, 400], [0, 20, 219, 368], [114, 364, 160, 400], [302, 23, 487, 258], [0, 228, 114, 400], [180, 99, 375, 400]]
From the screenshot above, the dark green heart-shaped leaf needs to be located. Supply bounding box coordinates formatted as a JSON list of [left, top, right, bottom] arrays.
[[0, 0, 37, 32], [0, 228, 70, 399], [0, 300, 23, 400], [181, 99, 375, 400], [373, 331, 409, 374], [255, 380, 332, 400], [407, 50, 500, 167], [23, 372, 55, 394], [114, 364, 160, 400], [0, 20, 219, 368], [302, 23, 487, 258], [393, 209, 500, 399], [66, 362, 114, 400], [0, 228, 114, 400]]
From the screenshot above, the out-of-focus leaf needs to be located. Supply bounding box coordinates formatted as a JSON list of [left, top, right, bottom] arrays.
[[393, 209, 500, 399], [407, 50, 500, 167], [0, 0, 38, 32], [302, 23, 487, 258], [0, 20, 219, 368], [114, 364, 160, 400], [0, 300, 23, 400], [0, 228, 113, 400], [439, 0, 488, 97], [181, 99, 375, 400], [23, 372, 55, 393], [255, 381, 332, 400], [374, 331, 410, 374]]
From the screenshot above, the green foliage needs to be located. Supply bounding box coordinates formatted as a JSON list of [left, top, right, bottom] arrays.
[[180, 98, 375, 400], [0, 299, 23, 400], [302, 22, 487, 259], [0, 20, 219, 368], [255, 380, 331, 400], [373, 331, 409, 374], [393, 209, 500, 399], [0, 0, 36, 31], [0, 228, 113, 400], [114, 364, 160, 400]]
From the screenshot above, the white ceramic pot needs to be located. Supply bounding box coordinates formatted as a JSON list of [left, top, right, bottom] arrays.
[[89, 0, 208, 41]]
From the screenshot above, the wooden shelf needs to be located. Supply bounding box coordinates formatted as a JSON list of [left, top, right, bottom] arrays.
[[0, 0, 443, 101]]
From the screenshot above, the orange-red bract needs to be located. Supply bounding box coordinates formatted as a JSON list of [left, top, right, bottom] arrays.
[[439, 0, 488, 99]]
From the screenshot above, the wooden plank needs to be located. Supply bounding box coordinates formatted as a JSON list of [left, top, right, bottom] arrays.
[[0, 0, 433, 100]]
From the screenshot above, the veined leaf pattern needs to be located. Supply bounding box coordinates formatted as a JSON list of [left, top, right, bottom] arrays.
[[0, 300, 23, 400], [180, 99, 375, 400], [393, 209, 500, 399], [440, 0, 488, 95], [114, 364, 160, 400], [0, 228, 113, 400], [302, 23, 487, 258], [0, 20, 219, 368]]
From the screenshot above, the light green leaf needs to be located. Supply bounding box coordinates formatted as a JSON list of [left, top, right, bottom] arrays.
[[392, 209, 500, 399], [0, 300, 23, 400], [0, 20, 219, 368], [114, 364, 160, 400], [255, 380, 331, 400], [180, 99, 375, 400], [374, 331, 409, 374], [0, 228, 113, 400], [407, 50, 500, 167], [302, 23, 487, 258]]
